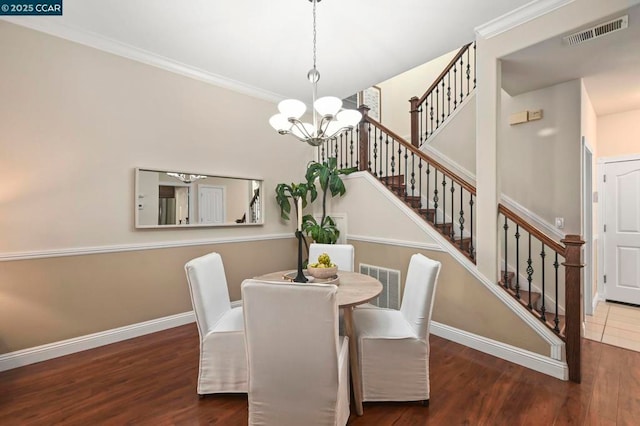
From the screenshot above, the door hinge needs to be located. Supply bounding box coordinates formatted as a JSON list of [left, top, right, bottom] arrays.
[[604, 224, 607, 232], [604, 275, 607, 283], [604, 174, 607, 182]]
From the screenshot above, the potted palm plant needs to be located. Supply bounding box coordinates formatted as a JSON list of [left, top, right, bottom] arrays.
[[302, 157, 357, 244]]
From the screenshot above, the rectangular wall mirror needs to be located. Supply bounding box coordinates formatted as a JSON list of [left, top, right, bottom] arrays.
[[135, 168, 263, 228]]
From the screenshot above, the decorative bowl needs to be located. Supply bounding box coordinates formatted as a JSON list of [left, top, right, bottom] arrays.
[[306, 266, 338, 279]]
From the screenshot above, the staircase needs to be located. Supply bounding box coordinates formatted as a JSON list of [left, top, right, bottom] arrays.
[[316, 40, 584, 383]]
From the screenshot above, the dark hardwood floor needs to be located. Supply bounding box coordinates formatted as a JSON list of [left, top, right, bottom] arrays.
[[1, 323, 639, 425]]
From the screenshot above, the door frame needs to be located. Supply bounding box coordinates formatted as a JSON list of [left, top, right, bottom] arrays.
[[581, 138, 594, 315], [597, 153, 640, 304]]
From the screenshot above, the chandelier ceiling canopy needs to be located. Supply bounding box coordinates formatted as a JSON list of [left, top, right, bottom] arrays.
[[269, 0, 362, 147]]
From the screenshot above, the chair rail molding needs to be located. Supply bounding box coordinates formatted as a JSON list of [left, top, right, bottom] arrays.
[[0, 233, 293, 262]]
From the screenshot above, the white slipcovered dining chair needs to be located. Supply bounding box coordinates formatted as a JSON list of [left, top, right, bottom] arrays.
[[184, 252, 247, 396], [309, 243, 355, 272], [353, 253, 441, 404], [242, 280, 350, 426]]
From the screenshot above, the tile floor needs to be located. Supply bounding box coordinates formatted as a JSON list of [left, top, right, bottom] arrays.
[[584, 301, 640, 352]]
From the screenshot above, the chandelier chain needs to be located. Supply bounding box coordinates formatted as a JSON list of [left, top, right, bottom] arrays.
[[312, 0, 317, 70]]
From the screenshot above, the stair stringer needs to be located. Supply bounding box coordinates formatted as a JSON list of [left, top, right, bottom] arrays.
[[339, 172, 565, 367], [412, 105, 567, 317]]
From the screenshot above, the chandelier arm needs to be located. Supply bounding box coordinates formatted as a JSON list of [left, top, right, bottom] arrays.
[[317, 114, 334, 136], [289, 118, 314, 139]]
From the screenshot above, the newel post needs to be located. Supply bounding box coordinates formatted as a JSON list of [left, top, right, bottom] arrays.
[[410, 96, 420, 147], [562, 234, 585, 383], [358, 105, 370, 172]]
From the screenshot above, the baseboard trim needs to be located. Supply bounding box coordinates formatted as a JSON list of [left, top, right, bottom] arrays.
[[0, 233, 292, 262], [431, 321, 568, 381], [0, 311, 195, 372]]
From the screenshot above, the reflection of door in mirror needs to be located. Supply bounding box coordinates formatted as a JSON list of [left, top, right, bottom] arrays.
[[198, 185, 225, 224]]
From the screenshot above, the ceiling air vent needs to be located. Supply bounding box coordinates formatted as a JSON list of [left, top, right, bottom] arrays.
[[563, 15, 628, 46]]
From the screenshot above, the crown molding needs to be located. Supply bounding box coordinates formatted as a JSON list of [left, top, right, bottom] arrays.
[[0, 17, 284, 103], [475, 0, 575, 39]]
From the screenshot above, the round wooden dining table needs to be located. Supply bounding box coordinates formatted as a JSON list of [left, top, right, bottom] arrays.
[[254, 270, 383, 416]]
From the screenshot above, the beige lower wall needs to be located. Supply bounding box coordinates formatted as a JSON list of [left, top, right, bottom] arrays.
[[350, 240, 550, 356], [0, 238, 297, 354]]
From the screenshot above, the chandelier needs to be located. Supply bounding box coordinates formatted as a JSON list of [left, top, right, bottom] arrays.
[[166, 172, 207, 184], [269, 0, 362, 147]]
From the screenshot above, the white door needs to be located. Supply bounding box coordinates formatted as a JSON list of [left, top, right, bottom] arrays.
[[199, 186, 225, 224], [604, 159, 640, 305]]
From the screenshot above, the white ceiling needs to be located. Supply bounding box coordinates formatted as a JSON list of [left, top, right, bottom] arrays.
[[3, 0, 534, 104], [501, 3, 640, 116]]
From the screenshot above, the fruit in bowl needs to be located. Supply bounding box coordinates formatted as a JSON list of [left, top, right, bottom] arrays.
[[307, 252, 338, 279]]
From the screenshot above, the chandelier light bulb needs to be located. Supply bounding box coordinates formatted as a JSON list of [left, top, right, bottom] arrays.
[[269, 114, 292, 133], [278, 99, 306, 119], [337, 109, 363, 128], [314, 96, 342, 117]]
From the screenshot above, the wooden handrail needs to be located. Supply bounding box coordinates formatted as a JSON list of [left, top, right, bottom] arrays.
[[417, 43, 472, 106], [364, 116, 476, 195], [498, 204, 564, 254]]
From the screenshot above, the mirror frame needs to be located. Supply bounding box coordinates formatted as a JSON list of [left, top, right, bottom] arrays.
[[134, 167, 264, 229]]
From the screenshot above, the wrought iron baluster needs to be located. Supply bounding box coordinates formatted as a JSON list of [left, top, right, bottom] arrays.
[[527, 234, 533, 309], [390, 139, 396, 177], [337, 135, 342, 168], [540, 243, 547, 321], [349, 129, 354, 168], [515, 225, 521, 299], [429, 94, 434, 138], [473, 42, 477, 89], [447, 72, 451, 117], [419, 106, 423, 145], [433, 169, 439, 225], [373, 128, 379, 177], [435, 85, 439, 131], [367, 122, 372, 172], [410, 152, 416, 198], [403, 147, 408, 201], [450, 180, 455, 240], [378, 131, 383, 177], [459, 185, 465, 249], [466, 47, 471, 96], [469, 195, 474, 259], [459, 56, 465, 103], [453, 63, 458, 110], [418, 159, 423, 209], [398, 144, 403, 197], [354, 126, 359, 169], [426, 164, 431, 212], [503, 216, 509, 289], [554, 252, 560, 332], [385, 134, 389, 180], [441, 79, 446, 124]]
